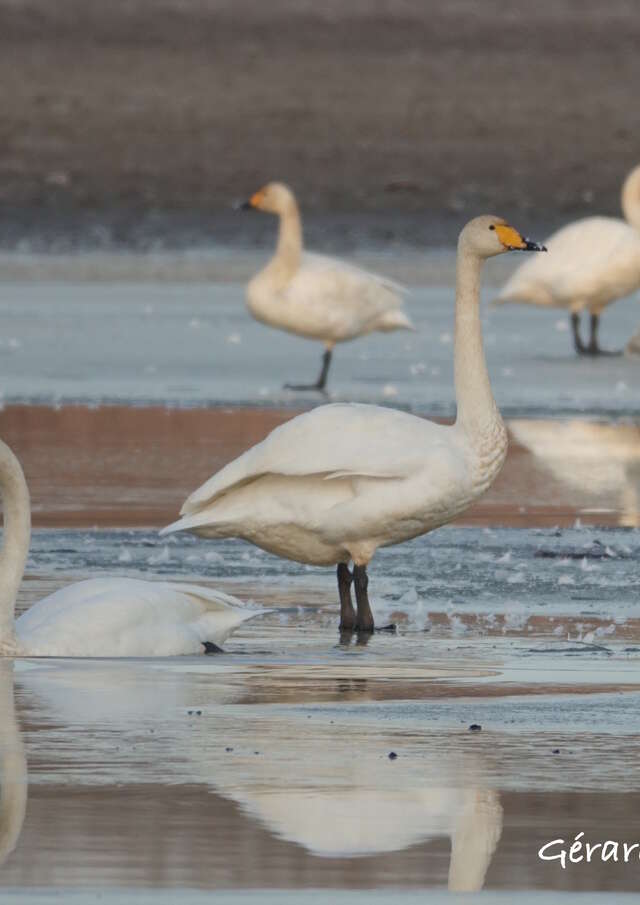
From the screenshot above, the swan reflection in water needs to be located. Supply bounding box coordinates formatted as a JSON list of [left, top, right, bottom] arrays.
[[224, 780, 502, 891], [202, 725, 502, 892], [0, 662, 26, 868], [0, 663, 502, 891], [510, 419, 640, 527]]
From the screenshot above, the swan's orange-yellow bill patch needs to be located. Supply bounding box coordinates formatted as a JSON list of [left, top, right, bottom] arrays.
[[495, 224, 527, 249], [250, 189, 266, 208]]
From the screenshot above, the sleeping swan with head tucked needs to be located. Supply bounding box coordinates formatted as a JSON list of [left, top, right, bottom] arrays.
[[0, 439, 262, 658]]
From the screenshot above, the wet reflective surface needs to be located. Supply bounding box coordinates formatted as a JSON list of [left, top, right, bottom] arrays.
[[1, 407, 640, 528], [2, 530, 640, 899]]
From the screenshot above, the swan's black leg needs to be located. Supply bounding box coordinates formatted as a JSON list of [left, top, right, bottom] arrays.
[[285, 349, 332, 392], [337, 562, 355, 631], [571, 312, 587, 355], [587, 314, 621, 356], [353, 564, 374, 633]]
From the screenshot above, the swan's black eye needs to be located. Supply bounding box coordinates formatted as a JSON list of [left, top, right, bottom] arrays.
[[489, 225, 495, 231]]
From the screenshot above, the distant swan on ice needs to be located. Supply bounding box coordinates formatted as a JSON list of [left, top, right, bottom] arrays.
[[162, 216, 545, 632], [0, 440, 262, 657], [241, 181, 413, 391], [496, 164, 640, 355]]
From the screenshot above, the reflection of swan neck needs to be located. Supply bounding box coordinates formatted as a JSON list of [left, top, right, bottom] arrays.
[[0, 442, 31, 647], [448, 789, 503, 892], [621, 165, 640, 232], [0, 662, 27, 866], [454, 243, 501, 439], [271, 198, 303, 286]]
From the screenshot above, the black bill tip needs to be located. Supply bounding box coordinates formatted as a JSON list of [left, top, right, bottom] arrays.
[[524, 238, 547, 252]]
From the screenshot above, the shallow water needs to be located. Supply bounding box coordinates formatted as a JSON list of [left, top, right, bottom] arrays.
[[2, 633, 640, 897], [0, 526, 639, 901], [0, 264, 638, 901], [17, 525, 640, 632], [0, 279, 638, 416]]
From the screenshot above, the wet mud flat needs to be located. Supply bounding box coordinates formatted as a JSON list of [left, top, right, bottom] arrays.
[[0, 404, 639, 528]]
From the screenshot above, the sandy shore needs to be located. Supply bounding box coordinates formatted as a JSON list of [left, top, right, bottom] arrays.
[[1, 404, 637, 528]]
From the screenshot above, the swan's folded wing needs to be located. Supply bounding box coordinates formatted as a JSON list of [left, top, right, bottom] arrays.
[[161, 583, 250, 612], [286, 253, 411, 334], [175, 404, 434, 518], [302, 252, 409, 296]]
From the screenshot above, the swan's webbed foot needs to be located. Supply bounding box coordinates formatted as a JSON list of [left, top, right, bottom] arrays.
[[353, 564, 374, 633], [202, 641, 224, 654], [284, 348, 332, 393], [376, 623, 397, 634]]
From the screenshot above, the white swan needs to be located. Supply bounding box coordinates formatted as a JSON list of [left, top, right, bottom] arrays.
[[162, 216, 544, 631], [0, 440, 262, 657], [241, 182, 413, 391], [496, 164, 640, 355]]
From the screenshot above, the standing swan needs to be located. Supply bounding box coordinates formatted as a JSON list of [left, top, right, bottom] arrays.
[[242, 182, 413, 391], [496, 164, 640, 355], [0, 440, 262, 657], [162, 217, 545, 632]]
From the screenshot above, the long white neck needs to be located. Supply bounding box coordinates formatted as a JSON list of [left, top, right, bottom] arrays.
[[621, 165, 640, 232], [267, 199, 303, 288], [0, 442, 31, 646], [453, 243, 501, 439]]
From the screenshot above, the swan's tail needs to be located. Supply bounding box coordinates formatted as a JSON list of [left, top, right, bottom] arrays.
[[377, 309, 415, 332], [160, 510, 215, 537], [492, 283, 553, 309]]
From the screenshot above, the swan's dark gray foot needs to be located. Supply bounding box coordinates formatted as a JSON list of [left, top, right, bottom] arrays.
[[353, 564, 374, 633], [337, 562, 355, 631], [284, 348, 332, 392], [585, 314, 622, 356], [571, 312, 587, 355], [202, 641, 224, 654]]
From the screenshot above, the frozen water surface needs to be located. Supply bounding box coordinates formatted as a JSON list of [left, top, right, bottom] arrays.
[[21, 525, 640, 632], [0, 278, 638, 416]]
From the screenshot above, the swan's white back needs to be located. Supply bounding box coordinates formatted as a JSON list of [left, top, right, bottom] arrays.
[[498, 164, 640, 314], [14, 577, 260, 658], [498, 216, 640, 311]]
